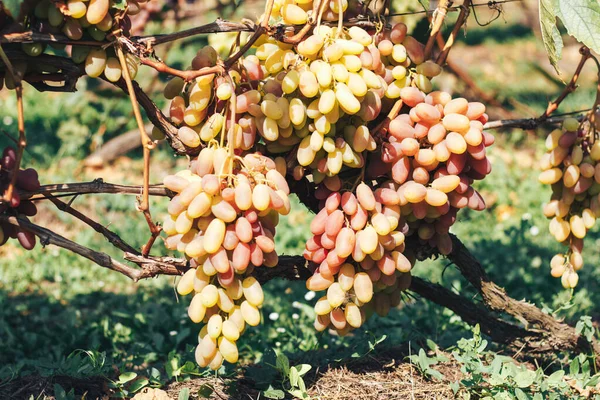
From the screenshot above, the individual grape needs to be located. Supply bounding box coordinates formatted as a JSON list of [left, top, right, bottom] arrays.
[[353, 272, 373, 303], [84, 48, 107, 78], [242, 276, 264, 306], [188, 293, 207, 323], [86, 0, 109, 24], [177, 268, 196, 295], [240, 300, 261, 326], [218, 337, 239, 363], [103, 57, 122, 82]]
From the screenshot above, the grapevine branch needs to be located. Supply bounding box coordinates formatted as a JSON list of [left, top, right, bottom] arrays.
[[19, 179, 173, 201]]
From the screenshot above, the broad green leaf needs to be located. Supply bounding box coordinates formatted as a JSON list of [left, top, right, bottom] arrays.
[[128, 378, 149, 393], [547, 370, 565, 386], [515, 369, 536, 388], [288, 388, 307, 399], [570, 356, 581, 376], [1, 0, 21, 19], [555, 0, 600, 55], [118, 371, 137, 384], [263, 386, 285, 399], [450, 381, 460, 394], [539, 0, 564, 73], [426, 368, 445, 381]]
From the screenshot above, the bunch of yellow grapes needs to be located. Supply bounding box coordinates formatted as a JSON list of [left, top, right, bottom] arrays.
[[539, 117, 600, 288], [163, 150, 289, 370]]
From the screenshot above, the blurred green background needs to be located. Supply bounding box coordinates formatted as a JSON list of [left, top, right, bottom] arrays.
[[0, 0, 599, 397]]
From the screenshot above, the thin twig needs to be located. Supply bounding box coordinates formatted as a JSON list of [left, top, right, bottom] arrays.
[[134, 19, 256, 47]]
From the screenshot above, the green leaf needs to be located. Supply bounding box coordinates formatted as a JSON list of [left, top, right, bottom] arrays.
[[426, 368, 445, 381], [276, 351, 290, 376], [297, 364, 312, 376], [178, 387, 190, 400], [290, 366, 299, 387], [515, 388, 529, 400], [450, 381, 460, 394], [297, 376, 306, 392], [539, 0, 564, 73], [288, 388, 306, 399], [515, 370, 536, 388], [555, 0, 600, 55], [1, 0, 21, 19], [426, 339, 438, 351], [585, 374, 600, 387], [263, 386, 285, 399], [547, 370, 565, 386], [118, 372, 137, 384], [128, 378, 149, 393], [54, 384, 67, 400], [570, 356, 581, 376]]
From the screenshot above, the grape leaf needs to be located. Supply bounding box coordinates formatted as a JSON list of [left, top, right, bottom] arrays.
[[555, 0, 600, 55], [1, 0, 22, 19], [539, 0, 563, 73]]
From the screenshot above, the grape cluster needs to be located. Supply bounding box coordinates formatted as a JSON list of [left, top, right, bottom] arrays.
[[6, 0, 143, 86], [264, 23, 440, 184], [163, 148, 289, 370], [304, 186, 411, 335], [303, 90, 494, 333], [0, 146, 41, 250], [539, 117, 600, 288]]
